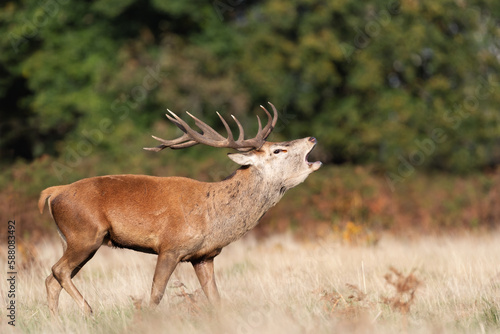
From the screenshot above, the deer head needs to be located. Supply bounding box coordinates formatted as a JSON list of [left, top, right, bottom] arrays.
[[145, 102, 321, 189], [228, 138, 322, 190]]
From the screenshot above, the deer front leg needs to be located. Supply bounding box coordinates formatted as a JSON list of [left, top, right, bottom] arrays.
[[192, 258, 220, 306], [150, 252, 179, 307]]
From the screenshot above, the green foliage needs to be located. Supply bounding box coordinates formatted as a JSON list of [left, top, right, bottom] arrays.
[[1, 0, 500, 176]]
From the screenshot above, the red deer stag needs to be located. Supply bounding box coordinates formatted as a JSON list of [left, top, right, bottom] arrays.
[[39, 102, 322, 315]]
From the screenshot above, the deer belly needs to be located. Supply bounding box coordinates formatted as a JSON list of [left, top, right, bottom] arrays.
[[180, 246, 222, 262], [105, 225, 160, 254]]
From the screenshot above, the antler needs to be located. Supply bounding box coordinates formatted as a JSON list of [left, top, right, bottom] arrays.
[[144, 102, 279, 152]]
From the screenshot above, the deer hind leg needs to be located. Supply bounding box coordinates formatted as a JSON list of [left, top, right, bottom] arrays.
[[46, 273, 63, 316], [50, 235, 104, 315], [192, 258, 220, 306], [150, 252, 179, 307], [46, 227, 67, 316], [46, 261, 90, 316]]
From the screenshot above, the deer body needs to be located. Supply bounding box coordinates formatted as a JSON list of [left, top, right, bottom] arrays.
[[39, 104, 321, 315]]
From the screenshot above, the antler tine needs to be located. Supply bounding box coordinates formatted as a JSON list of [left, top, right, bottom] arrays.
[[186, 111, 225, 141], [143, 110, 205, 151], [143, 133, 197, 151], [259, 102, 279, 140], [166, 110, 216, 146], [231, 115, 245, 142], [268, 102, 279, 128], [169, 141, 200, 149], [165, 111, 186, 132], [216, 112, 235, 142], [256, 115, 263, 137]]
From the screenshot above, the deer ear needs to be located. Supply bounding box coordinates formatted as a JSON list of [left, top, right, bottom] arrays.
[[227, 152, 256, 166]]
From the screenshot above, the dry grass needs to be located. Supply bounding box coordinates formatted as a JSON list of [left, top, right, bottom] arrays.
[[1, 232, 500, 333]]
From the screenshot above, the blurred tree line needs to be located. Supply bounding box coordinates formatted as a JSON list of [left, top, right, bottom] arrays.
[[2, 0, 500, 177]]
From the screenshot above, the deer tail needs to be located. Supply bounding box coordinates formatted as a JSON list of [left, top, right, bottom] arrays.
[[38, 186, 63, 214]]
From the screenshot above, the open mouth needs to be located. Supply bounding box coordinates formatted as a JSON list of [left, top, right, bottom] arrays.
[[305, 144, 322, 171], [305, 146, 313, 163]]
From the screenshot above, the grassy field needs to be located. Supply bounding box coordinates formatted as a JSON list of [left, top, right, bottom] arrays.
[[1, 232, 500, 333]]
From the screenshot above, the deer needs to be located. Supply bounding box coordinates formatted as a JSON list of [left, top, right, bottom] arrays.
[[38, 102, 322, 316]]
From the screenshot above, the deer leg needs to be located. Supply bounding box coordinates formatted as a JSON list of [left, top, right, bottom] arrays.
[[46, 274, 63, 316], [46, 261, 90, 316], [51, 242, 101, 315], [193, 258, 220, 306], [150, 252, 179, 307]]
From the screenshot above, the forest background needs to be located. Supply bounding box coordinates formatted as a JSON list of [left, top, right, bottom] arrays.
[[2, 0, 500, 242]]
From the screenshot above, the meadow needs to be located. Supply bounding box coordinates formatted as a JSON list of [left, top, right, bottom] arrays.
[[1, 231, 500, 333]]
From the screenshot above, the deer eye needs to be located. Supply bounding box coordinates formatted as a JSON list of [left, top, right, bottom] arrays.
[[273, 149, 282, 154]]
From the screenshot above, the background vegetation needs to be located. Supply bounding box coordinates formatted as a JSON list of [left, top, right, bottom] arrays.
[[2, 0, 500, 240]]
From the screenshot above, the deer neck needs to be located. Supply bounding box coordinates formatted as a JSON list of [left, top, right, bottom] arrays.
[[207, 166, 285, 245]]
